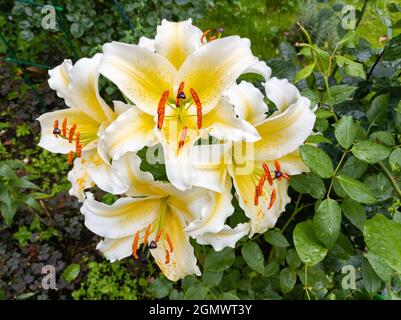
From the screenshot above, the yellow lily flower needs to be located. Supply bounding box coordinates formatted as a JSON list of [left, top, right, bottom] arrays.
[[98, 19, 271, 191], [81, 152, 249, 281], [192, 77, 316, 235], [37, 54, 128, 199]]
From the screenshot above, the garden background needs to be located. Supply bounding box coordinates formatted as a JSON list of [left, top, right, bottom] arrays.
[[1, 0, 401, 300]]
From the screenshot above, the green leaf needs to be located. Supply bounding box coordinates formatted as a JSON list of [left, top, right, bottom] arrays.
[[383, 34, 401, 61], [148, 278, 173, 299], [315, 109, 335, 119], [286, 249, 302, 269], [338, 155, 368, 179], [323, 85, 357, 105], [241, 242, 265, 274], [202, 271, 223, 288], [295, 63, 315, 83], [364, 173, 393, 202], [335, 116, 357, 149], [184, 284, 207, 300], [365, 252, 394, 283], [70, 22, 84, 38], [335, 55, 366, 79], [369, 131, 395, 146], [219, 292, 240, 300], [293, 220, 328, 266], [389, 147, 401, 173], [366, 94, 389, 125], [62, 264, 80, 284], [300, 145, 334, 178], [204, 247, 235, 272], [305, 134, 332, 144], [264, 230, 289, 248], [341, 199, 366, 231], [280, 268, 297, 293], [264, 261, 279, 277], [313, 199, 342, 249], [290, 173, 326, 199], [362, 259, 383, 295], [364, 214, 401, 274], [336, 175, 376, 204], [351, 140, 391, 164]]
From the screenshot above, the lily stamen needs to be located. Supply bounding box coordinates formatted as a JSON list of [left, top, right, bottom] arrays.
[[178, 126, 188, 150], [157, 90, 170, 130], [176, 81, 185, 106], [201, 29, 212, 44], [132, 231, 140, 259], [155, 229, 163, 243], [53, 120, 61, 137], [166, 233, 174, 253], [143, 224, 152, 245], [254, 186, 259, 205], [165, 248, 170, 264], [268, 189, 277, 209], [62, 117, 68, 136], [68, 151, 74, 165], [189, 88, 202, 129], [262, 163, 273, 186]]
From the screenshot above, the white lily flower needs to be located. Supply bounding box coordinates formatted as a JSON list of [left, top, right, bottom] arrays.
[[98, 19, 272, 191], [192, 78, 316, 235], [37, 54, 128, 199], [81, 152, 242, 281]]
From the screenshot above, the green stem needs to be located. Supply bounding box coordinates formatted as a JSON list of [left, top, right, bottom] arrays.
[[378, 161, 401, 199], [327, 150, 348, 198], [280, 193, 303, 234]]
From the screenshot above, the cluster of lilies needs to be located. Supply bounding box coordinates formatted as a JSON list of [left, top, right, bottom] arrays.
[[37, 19, 315, 281]]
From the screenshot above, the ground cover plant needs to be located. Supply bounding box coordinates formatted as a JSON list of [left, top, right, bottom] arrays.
[[0, 0, 401, 300]]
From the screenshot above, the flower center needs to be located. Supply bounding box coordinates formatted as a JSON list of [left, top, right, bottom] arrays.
[[253, 160, 291, 208], [157, 82, 203, 151], [131, 198, 174, 264], [200, 27, 224, 44], [53, 118, 84, 165]]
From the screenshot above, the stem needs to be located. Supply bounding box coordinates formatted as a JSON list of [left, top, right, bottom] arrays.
[[367, 50, 385, 81], [327, 150, 349, 198], [378, 161, 401, 199], [356, 0, 369, 29], [281, 193, 303, 234], [323, 77, 339, 123]]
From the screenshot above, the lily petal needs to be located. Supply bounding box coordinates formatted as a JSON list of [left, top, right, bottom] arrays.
[[175, 36, 258, 114], [102, 105, 157, 160], [185, 176, 234, 237], [192, 143, 230, 193], [99, 41, 177, 115], [68, 54, 114, 123], [277, 149, 309, 175], [254, 96, 315, 161], [138, 36, 155, 52], [225, 81, 268, 126], [203, 98, 261, 142], [96, 236, 133, 262], [112, 152, 161, 197], [68, 156, 95, 202], [229, 162, 291, 235], [81, 193, 162, 238], [155, 18, 203, 69], [48, 59, 73, 106], [196, 223, 250, 251], [149, 207, 201, 281], [37, 108, 99, 154], [265, 77, 300, 112], [243, 60, 271, 82]]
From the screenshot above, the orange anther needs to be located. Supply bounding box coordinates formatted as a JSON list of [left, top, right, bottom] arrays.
[[262, 163, 273, 186], [254, 186, 259, 206], [256, 174, 266, 196], [201, 29, 212, 44], [268, 189, 277, 209], [143, 224, 152, 245], [67, 151, 74, 165], [282, 173, 291, 181], [155, 229, 163, 243], [274, 160, 281, 172], [178, 126, 188, 150], [132, 231, 140, 259], [165, 249, 170, 264], [76, 144, 82, 158], [157, 90, 170, 130], [62, 118, 68, 136], [166, 233, 174, 253], [53, 119, 58, 129], [190, 88, 202, 129], [75, 131, 80, 149], [68, 124, 77, 143]]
